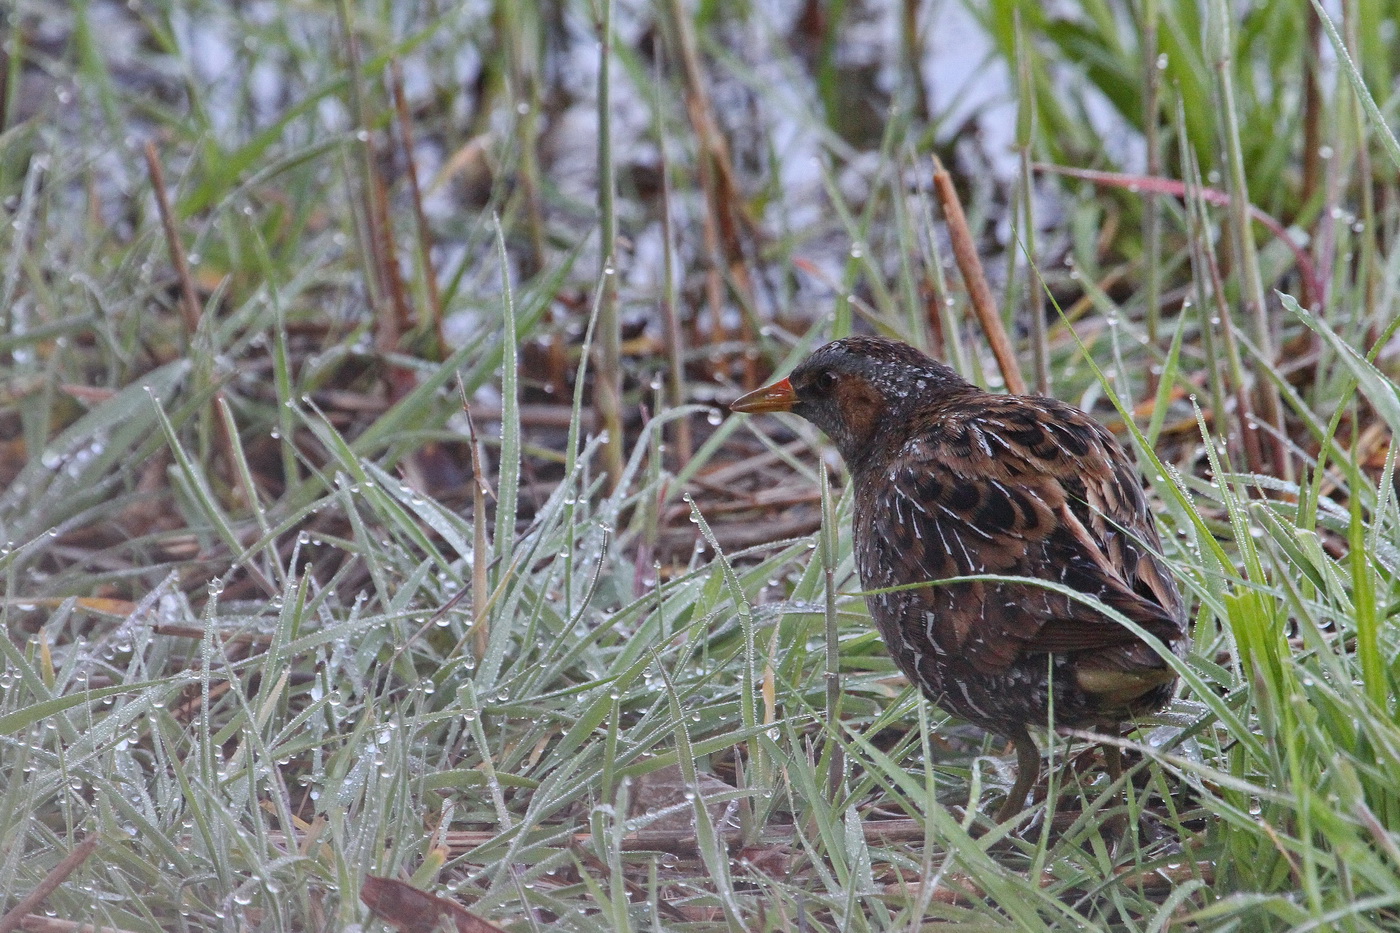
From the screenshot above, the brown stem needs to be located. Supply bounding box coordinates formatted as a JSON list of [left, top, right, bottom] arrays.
[[662, 0, 758, 382], [389, 60, 445, 361], [933, 158, 1027, 395], [142, 142, 202, 336], [144, 143, 250, 508], [0, 833, 101, 933], [334, 2, 413, 399], [1035, 163, 1324, 312], [1300, 12, 1324, 219]]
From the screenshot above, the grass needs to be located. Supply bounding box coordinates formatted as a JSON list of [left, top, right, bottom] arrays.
[[2, 0, 1400, 929]]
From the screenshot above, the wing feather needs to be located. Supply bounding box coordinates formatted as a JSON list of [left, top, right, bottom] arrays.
[[856, 396, 1184, 675]]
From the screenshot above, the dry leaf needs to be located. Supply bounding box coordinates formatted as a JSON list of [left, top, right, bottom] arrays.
[[361, 877, 508, 933]]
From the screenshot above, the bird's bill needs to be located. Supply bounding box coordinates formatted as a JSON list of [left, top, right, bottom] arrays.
[[730, 377, 797, 413]]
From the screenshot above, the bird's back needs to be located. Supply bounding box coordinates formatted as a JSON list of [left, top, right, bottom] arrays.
[[851, 390, 1187, 733]]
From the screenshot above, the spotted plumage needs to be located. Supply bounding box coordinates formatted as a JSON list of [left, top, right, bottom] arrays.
[[731, 336, 1189, 820]]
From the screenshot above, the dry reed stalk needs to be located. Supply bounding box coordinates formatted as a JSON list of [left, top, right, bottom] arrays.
[[143, 142, 249, 508], [390, 60, 445, 360], [663, 0, 759, 385], [932, 157, 1027, 394], [0, 833, 101, 933]]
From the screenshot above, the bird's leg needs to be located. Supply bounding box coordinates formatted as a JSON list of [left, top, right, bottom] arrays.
[[1104, 743, 1124, 786], [995, 726, 1040, 822]]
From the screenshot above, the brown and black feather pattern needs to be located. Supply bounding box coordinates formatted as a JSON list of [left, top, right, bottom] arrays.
[[735, 336, 1188, 746]]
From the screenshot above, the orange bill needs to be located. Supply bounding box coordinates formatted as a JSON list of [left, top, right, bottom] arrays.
[[730, 377, 797, 413]]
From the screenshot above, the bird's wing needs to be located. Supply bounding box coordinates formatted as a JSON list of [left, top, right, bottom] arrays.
[[864, 396, 1184, 674]]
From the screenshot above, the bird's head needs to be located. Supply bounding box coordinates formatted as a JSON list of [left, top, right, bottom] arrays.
[[730, 336, 973, 467]]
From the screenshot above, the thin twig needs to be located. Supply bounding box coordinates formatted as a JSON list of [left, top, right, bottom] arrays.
[[389, 59, 444, 359], [11, 918, 138, 933], [335, 1, 413, 397], [144, 143, 250, 508], [1036, 163, 1325, 311], [662, 0, 758, 382], [1300, 13, 1324, 222], [0, 833, 101, 933], [142, 142, 202, 336], [932, 157, 1027, 395]]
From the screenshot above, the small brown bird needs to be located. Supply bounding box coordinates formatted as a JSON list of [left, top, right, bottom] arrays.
[[731, 336, 1188, 821]]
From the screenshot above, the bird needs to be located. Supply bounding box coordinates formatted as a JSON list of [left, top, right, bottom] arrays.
[[730, 336, 1188, 822]]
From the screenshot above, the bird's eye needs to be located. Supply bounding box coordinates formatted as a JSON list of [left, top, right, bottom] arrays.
[[811, 370, 838, 394]]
